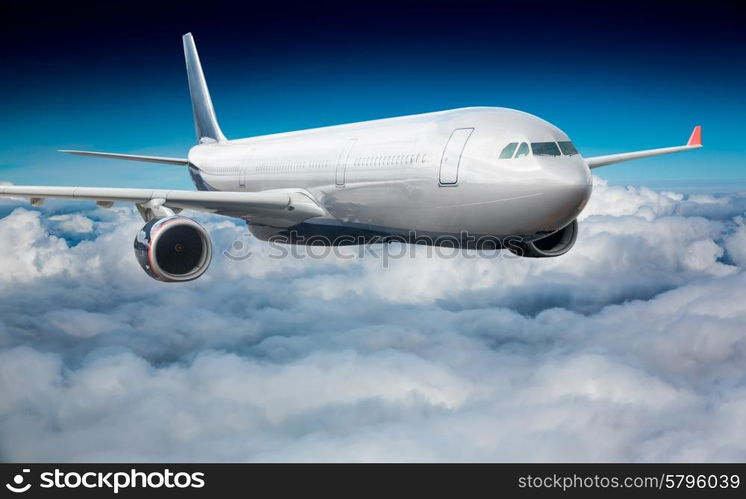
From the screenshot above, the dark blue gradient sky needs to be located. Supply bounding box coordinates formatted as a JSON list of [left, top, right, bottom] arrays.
[[1, 0, 744, 189]]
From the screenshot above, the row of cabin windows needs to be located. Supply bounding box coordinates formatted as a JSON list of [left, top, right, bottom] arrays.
[[218, 153, 429, 173], [499, 141, 579, 159], [354, 153, 427, 167], [255, 160, 330, 172]]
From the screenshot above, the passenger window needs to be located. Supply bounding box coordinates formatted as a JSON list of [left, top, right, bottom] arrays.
[[499, 143, 518, 159], [515, 142, 529, 158]]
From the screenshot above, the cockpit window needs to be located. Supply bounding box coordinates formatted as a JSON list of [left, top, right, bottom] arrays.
[[500, 140, 576, 159], [499, 143, 517, 159], [558, 141, 579, 156], [531, 142, 561, 156]]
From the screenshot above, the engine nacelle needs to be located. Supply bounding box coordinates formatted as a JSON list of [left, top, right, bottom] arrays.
[[134, 216, 212, 282], [508, 219, 578, 258]]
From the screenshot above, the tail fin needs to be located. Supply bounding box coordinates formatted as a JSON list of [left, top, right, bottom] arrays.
[[183, 33, 226, 144]]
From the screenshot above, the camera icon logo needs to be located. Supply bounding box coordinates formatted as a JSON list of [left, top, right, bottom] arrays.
[[223, 234, 253, 261], [5, 469, 31, 493]]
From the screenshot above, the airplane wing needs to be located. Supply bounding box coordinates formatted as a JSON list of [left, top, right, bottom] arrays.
[[0, 185, 326, 227], [585, 126, 701, 169], [59, 150, 189, 165]]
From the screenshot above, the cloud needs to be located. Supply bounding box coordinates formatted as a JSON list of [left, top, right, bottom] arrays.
[[725, 216, 746, 267], [48, 213, 95, 234], [1, 176, 746, 462]]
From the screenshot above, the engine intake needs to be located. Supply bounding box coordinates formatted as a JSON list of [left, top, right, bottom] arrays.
[[134, 216, 212, 282], [509, 219, 578, 258]]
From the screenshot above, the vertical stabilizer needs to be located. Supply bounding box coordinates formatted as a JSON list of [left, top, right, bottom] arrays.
[[183, 33, 226, 144]]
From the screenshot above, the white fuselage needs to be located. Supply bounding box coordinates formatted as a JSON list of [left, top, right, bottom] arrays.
[[187, 107, 592, 243]]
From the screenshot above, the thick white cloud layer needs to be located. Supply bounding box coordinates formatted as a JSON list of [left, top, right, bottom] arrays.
[[1, 176, 745, 462]]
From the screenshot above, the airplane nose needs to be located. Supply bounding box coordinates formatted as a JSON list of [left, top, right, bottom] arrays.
[[538, 158, 592, 228]]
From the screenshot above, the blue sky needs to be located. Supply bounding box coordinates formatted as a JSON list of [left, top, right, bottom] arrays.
[[0, 1, 744, 190]]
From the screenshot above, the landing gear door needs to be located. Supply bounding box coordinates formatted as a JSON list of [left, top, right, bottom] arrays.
[[439, 128, 474, 185], [336, 138, 357, 187]]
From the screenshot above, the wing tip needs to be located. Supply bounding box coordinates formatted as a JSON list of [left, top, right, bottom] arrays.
[[687, 125, 702, 147]]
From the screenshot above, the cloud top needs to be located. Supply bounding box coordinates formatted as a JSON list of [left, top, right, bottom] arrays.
[[1, 177, 745, 462]]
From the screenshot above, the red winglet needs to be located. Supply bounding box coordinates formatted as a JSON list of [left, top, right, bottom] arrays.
[[687, 125, 702, 146]]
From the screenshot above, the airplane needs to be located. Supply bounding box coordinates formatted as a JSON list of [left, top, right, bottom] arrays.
[[0, 33, 702, 282]]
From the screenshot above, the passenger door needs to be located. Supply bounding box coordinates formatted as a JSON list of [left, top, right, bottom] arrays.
[[239, 165, 246, 189], [439, 128, 474, 185], [336, 138, 357, 187]]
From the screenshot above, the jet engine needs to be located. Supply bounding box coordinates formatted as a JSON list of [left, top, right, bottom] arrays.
[[508, 219, 578, 258], [134, 216, 212, 282]]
